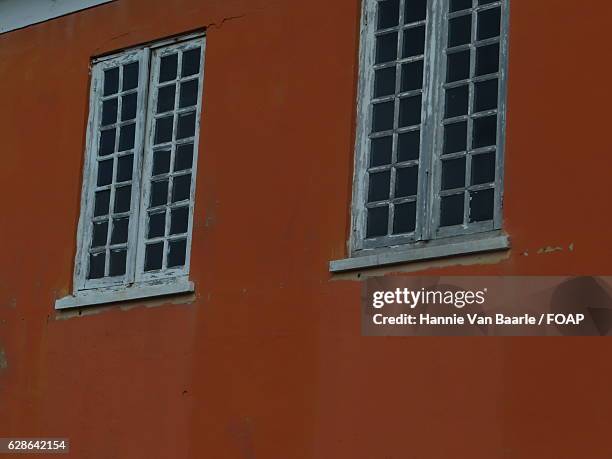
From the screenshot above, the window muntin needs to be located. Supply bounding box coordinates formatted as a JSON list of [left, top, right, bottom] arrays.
[[352, 0, 508, 253], [74, 35, 205, 293]]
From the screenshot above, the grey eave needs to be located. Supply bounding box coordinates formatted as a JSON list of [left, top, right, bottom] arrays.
[[0, 0, 116, 34], [330, 234, 510, 273]]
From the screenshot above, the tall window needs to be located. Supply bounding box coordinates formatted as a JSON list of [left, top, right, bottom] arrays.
[[351, 0, 508, 253], [72, 34, 205, 296]]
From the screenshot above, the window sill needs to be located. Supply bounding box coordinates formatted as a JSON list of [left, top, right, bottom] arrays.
[[329, 234, 510, 273], [54, 279, 194, 310]]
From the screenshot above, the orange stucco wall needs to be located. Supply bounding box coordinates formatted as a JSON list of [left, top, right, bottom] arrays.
[[1, 1, 612, 458]]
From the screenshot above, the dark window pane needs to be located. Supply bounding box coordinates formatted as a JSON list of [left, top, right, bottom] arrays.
[[157, 85, 176, 114], [144, 242, 163, 271], [393, 201, 417, 234], [470, 188, 494, 222], [449, 14, 472, 47], [405, 0, 427, 23], [378, 0, 400, 30], [440, 193, 464, 227], [398, 130, 420, 162], [445, 85, 469, 118], [375, 32, 398, 64], [177, 112, 196, 139], [150, 180, 169, 207], [402, 26, 425, 58], [473, 115, 497, 148], [103, 67, 119, 96], [153, 150, 171, 175], [372, 101, 394, 132], [109, 249, 127, 276], [117, 154, 133, 182], [92, 221, 108, 248], [451, 0, 473, 12], [94, 190, 111, 217], [472, 152, 496, 185], [172, 174, 192, 203], [401, 60, 423, 92], [111, 217, 129, 244], [374, 67, 396, 98], [119, 123, 135, 151], [88, 252, 106, 279], [370, 137, 393, 167], [159, 53, 178, 82], [101, 98, 118, 126], [399, 95, 422, 127], [155, 116, 173, 144], [148, 212, 166, 239], [478, 7, 501, 40], [368, 170, 391, 203], [476, 43, 500, 76], [444, 121, 467, 154], [474, 78, 498, 112], [367, 206, 389, 238], [182, 48, 201, 77], [478, 0, 497, 4], [441, 157, 466, 190], [122, 62, 139, 91], [99, 128, 115, 156], [168, 239, 187, 268], [114, 185, 131, 213], [97, 159, 113, 187], [170, 206, 189, 235], [179, 80, 199, 108], [175, 144, 194, 171], [395, 166, 418, 198], [447, 50, 470, 82], [121, 93, 137, 121]]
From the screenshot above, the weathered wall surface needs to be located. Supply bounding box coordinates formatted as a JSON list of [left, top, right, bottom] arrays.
[[1, 1, 611, 458]]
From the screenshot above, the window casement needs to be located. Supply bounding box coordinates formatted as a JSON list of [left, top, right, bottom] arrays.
[[56, 33, 206, 308], [336, 0, 510, 270]]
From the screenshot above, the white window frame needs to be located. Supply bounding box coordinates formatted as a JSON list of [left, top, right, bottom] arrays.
[[56, 32, 206, 309], [135, 39, 205, 284], [73, 48, 150, 292], [331, 0, 510, 272]]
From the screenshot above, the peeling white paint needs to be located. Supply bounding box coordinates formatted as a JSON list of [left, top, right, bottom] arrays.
[[537, 246, 564, 255]]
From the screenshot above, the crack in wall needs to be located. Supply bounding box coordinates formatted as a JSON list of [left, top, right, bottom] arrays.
[[205, 15, 246, 30]]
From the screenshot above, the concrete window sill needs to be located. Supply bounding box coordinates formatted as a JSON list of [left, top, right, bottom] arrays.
[[329, 234, 510, 273], [54, 280, 194, 310]]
